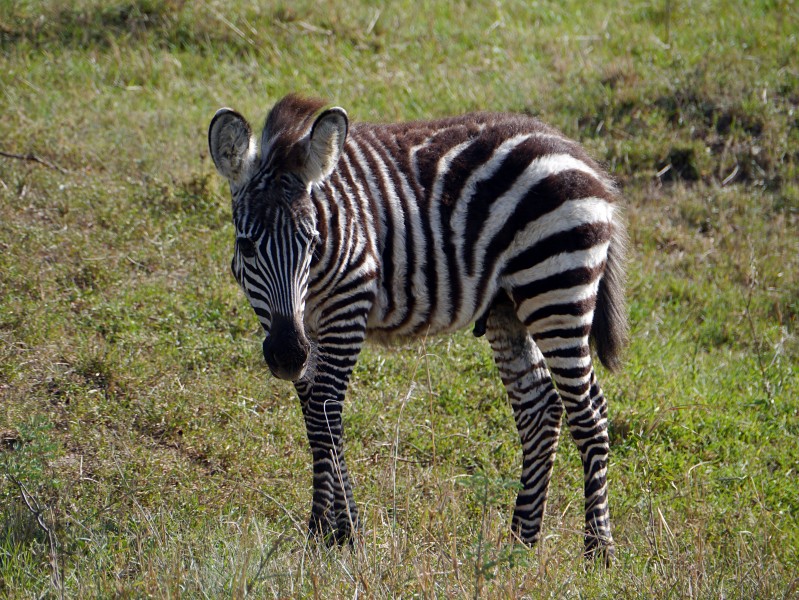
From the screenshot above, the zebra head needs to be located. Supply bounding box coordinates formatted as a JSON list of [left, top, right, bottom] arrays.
[[208, 97, 348, 381]]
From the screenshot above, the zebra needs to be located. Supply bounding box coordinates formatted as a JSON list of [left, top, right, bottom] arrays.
[[208, 94, 628, 561]]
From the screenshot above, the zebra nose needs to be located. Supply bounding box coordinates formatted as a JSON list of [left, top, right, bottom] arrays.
[[262, 316, 310, 381]]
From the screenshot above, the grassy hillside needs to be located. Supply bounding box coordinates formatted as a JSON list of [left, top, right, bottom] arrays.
[[1, 0, 797, 597]]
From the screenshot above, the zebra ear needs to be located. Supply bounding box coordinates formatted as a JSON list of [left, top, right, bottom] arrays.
[[208, 108, 256, 187], [303, 107, 348, 184]]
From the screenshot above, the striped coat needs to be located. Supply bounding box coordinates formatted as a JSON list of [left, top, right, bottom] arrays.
[[209, 94, 627, 561]]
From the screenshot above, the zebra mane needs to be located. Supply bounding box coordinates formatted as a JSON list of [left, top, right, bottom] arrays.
[[261, 94, 329, 173]]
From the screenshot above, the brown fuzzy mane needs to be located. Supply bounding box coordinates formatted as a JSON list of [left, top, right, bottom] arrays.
[[261, 94, 328, 173]]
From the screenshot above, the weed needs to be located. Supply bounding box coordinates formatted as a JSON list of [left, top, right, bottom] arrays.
[[461, 473, 527, 598]]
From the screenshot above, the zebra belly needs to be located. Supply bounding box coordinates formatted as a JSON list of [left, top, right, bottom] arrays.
[[364, 274, 500, 342]]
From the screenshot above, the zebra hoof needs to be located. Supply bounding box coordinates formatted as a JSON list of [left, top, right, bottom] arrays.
[[308, 513, 336, 545], [308, 512, 358, 546], [584, 537, 615, 566], [510, 515, 541, 547]]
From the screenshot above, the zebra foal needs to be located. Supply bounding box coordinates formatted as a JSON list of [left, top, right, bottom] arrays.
[[208, 94, 627, 561]]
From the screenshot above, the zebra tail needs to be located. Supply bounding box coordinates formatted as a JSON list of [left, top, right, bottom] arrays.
[[592, 214, 629, 373]]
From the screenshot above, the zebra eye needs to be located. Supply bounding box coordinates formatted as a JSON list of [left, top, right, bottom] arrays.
[[237, 237, 256, 259]]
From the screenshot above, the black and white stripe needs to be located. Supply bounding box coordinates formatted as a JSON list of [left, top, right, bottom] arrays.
[[209, 95, 628, 561]]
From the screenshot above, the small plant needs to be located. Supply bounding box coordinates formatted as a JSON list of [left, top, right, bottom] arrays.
[[1, 418, 65, 599], [462, 473, 527, 598]]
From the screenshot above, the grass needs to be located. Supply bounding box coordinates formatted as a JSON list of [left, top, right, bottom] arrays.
[[1, 0, 798, 597]]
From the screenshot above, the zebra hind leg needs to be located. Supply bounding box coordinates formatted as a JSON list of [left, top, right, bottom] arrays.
[[530, 327, 615, 564], [485, 299, 564, 547]]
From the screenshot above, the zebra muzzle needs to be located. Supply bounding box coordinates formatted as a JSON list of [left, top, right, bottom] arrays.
[[262, 314, 310, 381]]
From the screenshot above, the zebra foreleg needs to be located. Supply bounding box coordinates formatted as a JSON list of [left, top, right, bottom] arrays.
[[485, 301, 564, 547], [295, 338, 364, 546], [298, 391, 360, 545]]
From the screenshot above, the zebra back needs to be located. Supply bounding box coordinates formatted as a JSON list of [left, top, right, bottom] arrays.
[[317, 110, 625, 359]]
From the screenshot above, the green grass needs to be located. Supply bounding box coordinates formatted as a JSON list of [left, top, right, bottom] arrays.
[[1, 0, 797, 597]]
